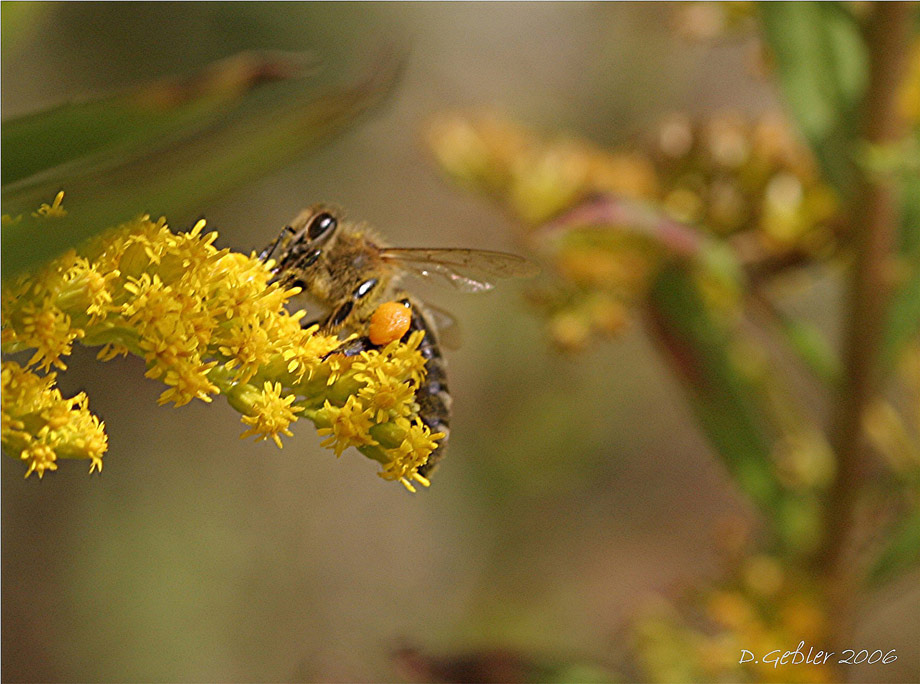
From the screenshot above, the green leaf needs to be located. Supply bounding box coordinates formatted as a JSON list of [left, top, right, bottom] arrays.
[[1, 50, 402, 279], [647, 266, 825, 554], [759, 2, 868, 192], [867, 504, 920, 587], [771, 306, 840, 384], [647, 266, 780, 508], [2, 52, 315, 186]]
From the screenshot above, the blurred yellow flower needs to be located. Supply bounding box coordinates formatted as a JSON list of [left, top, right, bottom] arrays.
[[425, 111, 841, 352]]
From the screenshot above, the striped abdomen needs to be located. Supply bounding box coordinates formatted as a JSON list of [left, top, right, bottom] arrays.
[[405, 302, 451, 477]]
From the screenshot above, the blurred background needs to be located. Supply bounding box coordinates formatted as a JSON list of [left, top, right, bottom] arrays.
[[2, 3, 918, 682]]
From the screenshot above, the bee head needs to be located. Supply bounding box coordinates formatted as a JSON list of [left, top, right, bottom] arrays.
[[266, 205, 342, 282]]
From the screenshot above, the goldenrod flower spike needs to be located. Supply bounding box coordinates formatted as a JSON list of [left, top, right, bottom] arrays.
[[2, 194, 443, 487], [1, 361, 106, 478]]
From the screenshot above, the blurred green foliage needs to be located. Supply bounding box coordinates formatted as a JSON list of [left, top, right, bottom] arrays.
[[2, 46, 401, 278], [760, 3, 867, 193]]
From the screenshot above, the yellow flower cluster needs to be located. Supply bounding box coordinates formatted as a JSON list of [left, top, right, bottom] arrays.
[[426, 112, 658, 226], [305, 332, 442, 492], [428, 112, 840, 252], [650, 113, 839, 252], [425, 112, 839, 351], [2, 196, 442, 489], [633, 555, 832, 683], [1, 361, 106, 477]]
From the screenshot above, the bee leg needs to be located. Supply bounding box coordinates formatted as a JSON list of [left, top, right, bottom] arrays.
[[322, 336, 378, 360], [258, 224, 295, 262], [314, 300, 376, 359]]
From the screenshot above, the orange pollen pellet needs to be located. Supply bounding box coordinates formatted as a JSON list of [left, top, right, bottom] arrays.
[[368, 301, 412, 345]]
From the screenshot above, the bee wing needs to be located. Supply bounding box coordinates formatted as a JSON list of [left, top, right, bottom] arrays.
[[419, 301, 463, 350], [380, 248, 539, 293]]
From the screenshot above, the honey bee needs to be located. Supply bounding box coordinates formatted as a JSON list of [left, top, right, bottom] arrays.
[[260, 204, 538, 477]]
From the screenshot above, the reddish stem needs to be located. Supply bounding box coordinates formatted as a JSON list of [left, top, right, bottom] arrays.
[[819, 0, 915, 649]]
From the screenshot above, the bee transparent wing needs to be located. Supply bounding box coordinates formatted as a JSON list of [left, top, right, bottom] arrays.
[[380, 248, 539, 293], [419, 301, 463, 350]]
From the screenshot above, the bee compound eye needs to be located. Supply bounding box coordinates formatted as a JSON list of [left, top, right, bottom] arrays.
[[307, 212, 337, 240]]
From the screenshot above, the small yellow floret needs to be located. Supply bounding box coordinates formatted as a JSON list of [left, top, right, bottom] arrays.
[[358, 368, 419, 422], [32, 190, 68, 218], [239, 381, 305, 448], [316, 396, 377, 457], [378, 419, 444, 492]]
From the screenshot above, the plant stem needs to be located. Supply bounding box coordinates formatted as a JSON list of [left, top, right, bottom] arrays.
[[819, 0, 915, 646]]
